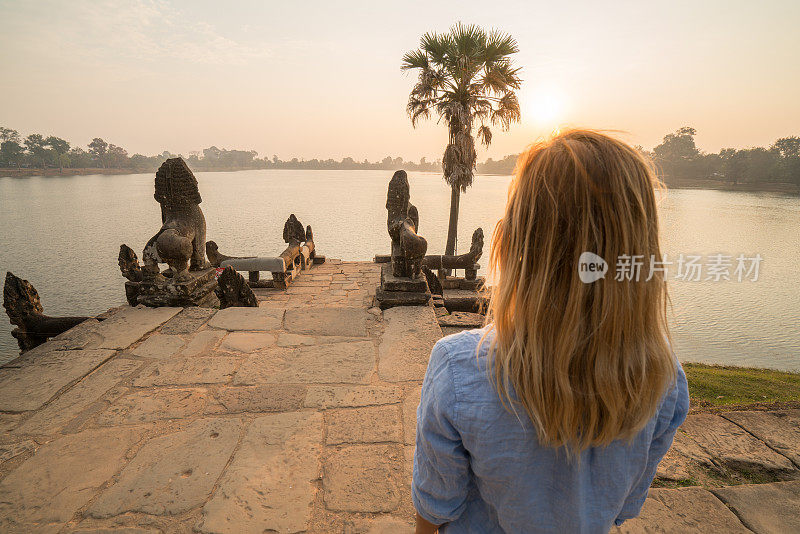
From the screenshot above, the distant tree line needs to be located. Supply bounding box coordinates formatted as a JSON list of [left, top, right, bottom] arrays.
[[476, 127, 800, 187], [0, 126, 444, 173], [645, 127, 800, 188], [1, 125, 798, 187]]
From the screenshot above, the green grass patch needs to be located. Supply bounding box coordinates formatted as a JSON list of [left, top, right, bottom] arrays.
[[651, 477, 699, 488], [684, 362, 800, 408]]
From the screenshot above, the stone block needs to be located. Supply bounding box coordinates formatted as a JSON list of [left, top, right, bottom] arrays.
[[284, 308, 370, 337], [375, 288, 431, 309], [0, 427, 144, 532], [323, 445, 403, 513], [616, 487, 750, 533], [214, 384, 306, 413], [71, 528, 159, 534], [133, 356, 239, 386], [178, 329, 225, 357], [136, 268, 217, 307], [220, 256, 285, 272], [437, 311, 485, 328], [235, 341, 375, 385], [378, 307, 441, 382], [0, 349, 116, 412], [198, 412, 323, 533], [132, 334, 186, 359], [220, 331, 276, 353], [403, 386, 422, 445], [14, 358, 142, 435], [712, 481, 800, 534], [722, 410, 800, 467], [88, 418, 241, 517], [680, 413, 795, 474], [207, 306, 284, 331], [159, 306, 216, 335], [304, 385, 402, 409], [326, 405, 402, 444], [95, 388, 208, 425], [276, 332, 355, 347], [85, 306, 182, 349], [364, 517, 416, 534], [380, 264, 428, 293]]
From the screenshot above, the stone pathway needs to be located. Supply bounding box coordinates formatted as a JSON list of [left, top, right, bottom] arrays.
[[0, 260, 798, 533]]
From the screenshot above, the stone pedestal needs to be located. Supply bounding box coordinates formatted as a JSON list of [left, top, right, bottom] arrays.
[[134, 268, 218, 307], [376, 264, 430, 310]]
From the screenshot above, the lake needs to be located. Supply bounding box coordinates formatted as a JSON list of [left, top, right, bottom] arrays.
[[1, 170, 798, 371]]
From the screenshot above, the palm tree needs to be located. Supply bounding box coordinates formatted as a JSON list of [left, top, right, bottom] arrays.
[[402, 23, 521, 257]]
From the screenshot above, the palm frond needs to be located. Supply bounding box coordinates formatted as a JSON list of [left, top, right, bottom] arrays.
[[490, 92, 521, 130], [480, 60, 522, 94], [483, 29, 519, 64], [420, 31, 452, 67], [401, 49, 429, 71], [407, 96, 437, 127], [477, 125, 493, 147]]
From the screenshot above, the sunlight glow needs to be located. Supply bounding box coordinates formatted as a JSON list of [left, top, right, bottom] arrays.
[[525, 86, 567, 127]]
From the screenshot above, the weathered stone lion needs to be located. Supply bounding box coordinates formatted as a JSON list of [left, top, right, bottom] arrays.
[[142, 158, 209, 282]]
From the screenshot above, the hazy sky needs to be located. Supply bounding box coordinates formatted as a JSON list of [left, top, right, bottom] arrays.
[[1, 0, 798, 161]]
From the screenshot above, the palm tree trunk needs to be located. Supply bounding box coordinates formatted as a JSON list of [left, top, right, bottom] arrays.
[[445, 183, 460, 257]]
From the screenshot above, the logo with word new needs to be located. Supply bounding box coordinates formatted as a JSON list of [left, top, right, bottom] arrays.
[[578, 252, 608, 283]]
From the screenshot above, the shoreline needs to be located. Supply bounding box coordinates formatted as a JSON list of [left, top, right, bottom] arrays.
[[2, 167, 798, 195]]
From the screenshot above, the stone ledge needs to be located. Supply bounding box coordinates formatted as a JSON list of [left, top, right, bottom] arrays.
[[712, 480, 800, 534]]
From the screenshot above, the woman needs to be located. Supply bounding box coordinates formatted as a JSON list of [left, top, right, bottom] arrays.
[[413, 130, 689, 533]]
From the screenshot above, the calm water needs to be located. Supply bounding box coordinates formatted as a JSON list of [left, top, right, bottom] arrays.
[[1, 170, 798, 370]]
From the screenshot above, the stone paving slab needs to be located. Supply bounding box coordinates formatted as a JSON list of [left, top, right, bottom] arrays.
[[403, 386, 423, 445], [212, 384, 306, 414], [178, 329, 225, 357], [234, 341, 376, 385], [88, 418, 241, 517], [722, 410, 800, 467], [276, 332, 361, 347], [655, 428, 711, 481], [84, 306, 182, 350], [131, 334, 186, 359], [0, 349, 116, 412], [326, 405, 403, 444], [71, 528, 160, 534], [158, 306, 216, 335], [219, 331, 276, 353], [378, 306, 441, 382], [133, 355, 240, 386], [680, 413, 796, 474], [207, 306, 284, 331], [323, 444, 404, 513], [615, 487, 751, 533], [0, 426, 145, 533], [712, 480, 800, 534], [94, 387, 208, 425], [14, 357, 143, 435], [304, 385, 403, 409], [198, 412, 323, 533], [284, 308, 371, 337]]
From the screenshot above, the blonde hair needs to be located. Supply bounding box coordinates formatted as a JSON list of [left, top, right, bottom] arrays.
[[485, 129, 675, 453]]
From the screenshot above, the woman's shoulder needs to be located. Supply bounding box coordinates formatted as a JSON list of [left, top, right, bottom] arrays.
[[430, 326, 495, 392], [434, 325, 494, 361]]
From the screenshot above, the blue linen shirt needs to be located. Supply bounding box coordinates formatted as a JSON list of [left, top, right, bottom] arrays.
[[412, 327, 690, 533]]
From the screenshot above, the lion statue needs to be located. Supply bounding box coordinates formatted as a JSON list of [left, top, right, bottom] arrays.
[[142, 158, 209, 282]]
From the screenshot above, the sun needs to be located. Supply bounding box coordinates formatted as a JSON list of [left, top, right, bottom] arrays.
[[525, 86, 566, 127]]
